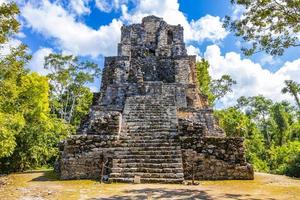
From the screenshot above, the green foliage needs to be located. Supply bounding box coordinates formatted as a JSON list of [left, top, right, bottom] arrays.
[[215, 107, 251, 137], [0, 31, 31, 160], [211, 75, 237, 103], [196, 59, 214, 104], [215, 107, 269, 171], [0, 3, 74, 172], [0, 113, 24, 158], [217, 94, 300, 177], [237, 95, 274, 146], [286, 153, 300, 177], [269, 141, 300, 176], [45, 53, 100, 126], [0, 72, 74, 171], [225, 0, 300, 56], [282, 80, 300, 110], [195, 59, 236, 105], [289, 120, 300, 141], [0, 2, 20, 44], [271, 102, 292, 146]]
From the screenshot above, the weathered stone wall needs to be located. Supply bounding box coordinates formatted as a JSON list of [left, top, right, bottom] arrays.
[[57, 135, 118, 180], [178, 108, 224, 136], [180, 136, 253, 180]]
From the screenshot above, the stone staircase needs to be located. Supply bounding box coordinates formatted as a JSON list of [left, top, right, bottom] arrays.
[[110, 95, 184, 183]]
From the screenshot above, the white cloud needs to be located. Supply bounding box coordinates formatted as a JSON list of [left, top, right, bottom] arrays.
[[95, 0, 129, 13], [259, 54, 281, 66], [0, 38, 22, 56], [186, 45, 201, 61], [276, 59, 300, 82], [121, 0, 227, 43], [20, 0, 228, 58], [22, 0, 122, 57], [231, 4, 246, 21], [0, 0, 8, 4], [27, 47, 53, 75], [190, 15, 229, 43], [204, 45, 299, 107], [69, 0, 91, 15], [16, 31, 26, 38]]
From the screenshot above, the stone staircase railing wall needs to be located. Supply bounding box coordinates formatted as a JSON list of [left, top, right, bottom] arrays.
[[179, 136, 254, 180], [56, 135, 119, 180]]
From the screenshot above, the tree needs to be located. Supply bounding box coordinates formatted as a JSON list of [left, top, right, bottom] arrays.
[[0, 3, 73, 172], [237, 95, 273, 146], [45, 53, 100, 126], [211, 75, 237, 102], [0, 2, 30, 159], [195, 59, 236, 105], [0, 2, 20, 44], [215, 107, 252, 137], [1, 73, 73, 171], [214, 107, 268, 171], [282, 80, 300, 110], [224, 0, 300, 56], [271, 102, 292, 146], [269, 141, 300, 175], [195, 59, 214, 104]]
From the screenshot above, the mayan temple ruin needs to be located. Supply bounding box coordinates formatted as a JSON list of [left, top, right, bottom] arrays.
[[56, 15, 254, 183]]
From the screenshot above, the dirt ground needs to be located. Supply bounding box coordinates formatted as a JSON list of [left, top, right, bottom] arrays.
[[0, 170, 300, 200]]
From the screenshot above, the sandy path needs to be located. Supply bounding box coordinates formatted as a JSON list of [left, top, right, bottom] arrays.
[[0, 171, 299, 200]]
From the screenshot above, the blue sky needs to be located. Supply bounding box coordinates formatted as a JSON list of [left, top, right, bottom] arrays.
[[5, 0, 300, 107]]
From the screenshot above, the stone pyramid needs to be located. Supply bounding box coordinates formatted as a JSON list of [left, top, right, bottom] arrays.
[[56, 16, 254, 183]]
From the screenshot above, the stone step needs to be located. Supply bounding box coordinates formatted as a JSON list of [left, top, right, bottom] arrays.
[[125, 106, 168, 109], [116, 150, 182, 156], [109, 177, 183, 184], [125, 130, 175, 134], [126, 124, 174, 128], [110, 172, 184, 179], [126, 101, 173, 104], [115, 154, 181, 160], [119, 142, 177, 147], [114, 146, 181, 151], [124, 133, 175, 138], [119, 135, 178, 140], [127, 128, 177, 132], [112, 167, 183, 174], [124, 118, 174, 122], [113, 162, 183, 168], [125, 112, 170, 115], [111, 95, 182, 184], [126, 132, 177, 136], [119, 139, 177, 143], [125, 121, 172, 125], [125, 118, 172, 121], [114, 158, 182, 164]]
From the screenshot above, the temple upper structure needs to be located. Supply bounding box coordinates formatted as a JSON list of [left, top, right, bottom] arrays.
[[100, 15, 207, 111], [56, 16, 254, 183]]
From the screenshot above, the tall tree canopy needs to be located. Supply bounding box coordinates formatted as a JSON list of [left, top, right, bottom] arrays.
[[0, 2, 73, 172], [0, 2, 19, 44], [195, 59, 236, 106], [211, 75, 237, 103], [196, 58, 213, 103], [282, 80, 300, 111], [224, 0, 300, 56], [45, 54, 100, 126], [216, 96, 300, 176]]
